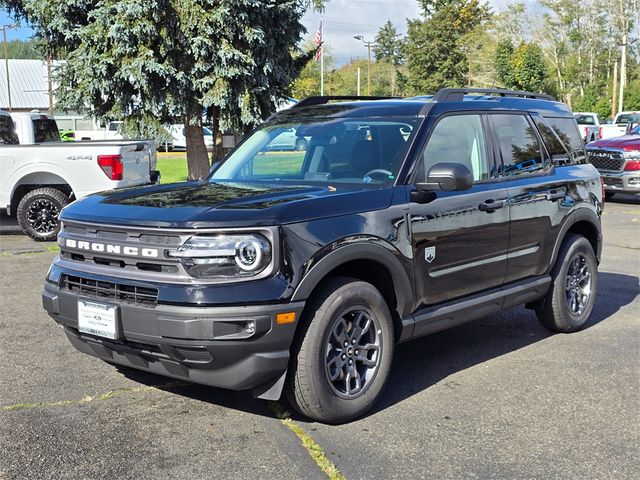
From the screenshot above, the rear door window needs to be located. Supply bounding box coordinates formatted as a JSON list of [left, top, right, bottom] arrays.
[[489, 114, 547, 176], [33, 119, 61, 143]]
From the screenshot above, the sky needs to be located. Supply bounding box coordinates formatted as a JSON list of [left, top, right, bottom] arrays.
[[1, 0, 513, 66]]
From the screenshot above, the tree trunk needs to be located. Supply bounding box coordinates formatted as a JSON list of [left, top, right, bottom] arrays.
[[184, 112, 210, 180]]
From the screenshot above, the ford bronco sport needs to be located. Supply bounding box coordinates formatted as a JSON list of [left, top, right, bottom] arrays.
[[42, 88, 603, 424]]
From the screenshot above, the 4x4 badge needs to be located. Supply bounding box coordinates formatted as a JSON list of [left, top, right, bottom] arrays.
[[425, 246, 436, 263]]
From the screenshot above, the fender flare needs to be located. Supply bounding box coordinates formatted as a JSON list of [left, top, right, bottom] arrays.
[[10, 169, 74, 208], [291, 242, 414, 318], [547, 207, 602, 274]]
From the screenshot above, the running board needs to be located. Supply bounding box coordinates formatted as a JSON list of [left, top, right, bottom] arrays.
[[401, 276, 551, 342]]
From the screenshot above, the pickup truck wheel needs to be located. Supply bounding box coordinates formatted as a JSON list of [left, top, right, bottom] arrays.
[[17, 188, 68, 241], [285, 277, 394, 424], [537, 234, 597, 333]]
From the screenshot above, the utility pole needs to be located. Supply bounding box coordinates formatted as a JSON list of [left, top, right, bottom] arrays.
[[612, 60, 618, 119], [357, 67, 361, 96], [618, 32, 627, 114], [1, 24, 17, 112], [354, 35, 376, 95]]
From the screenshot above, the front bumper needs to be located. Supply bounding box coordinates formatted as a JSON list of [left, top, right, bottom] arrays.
[[600, 171, 640, 194], [42, 281, 305, 399]]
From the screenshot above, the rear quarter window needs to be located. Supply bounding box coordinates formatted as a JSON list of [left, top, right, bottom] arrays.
[[542, 117, 586, 164]]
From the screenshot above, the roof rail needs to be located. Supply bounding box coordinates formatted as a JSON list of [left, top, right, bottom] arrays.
[[433, 88, 554, 102], [292, 95, 396, 109]]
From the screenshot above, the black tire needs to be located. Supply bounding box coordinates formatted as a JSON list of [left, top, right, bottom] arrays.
[[604, 191, 615, 201], [285, 276, 394, 424], [537, 234, 598, 333], [16, 187, 68, 241], [295, 138, 308, 151]]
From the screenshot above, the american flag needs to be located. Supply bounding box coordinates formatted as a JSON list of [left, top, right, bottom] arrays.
[[314, 20, 323, 62]]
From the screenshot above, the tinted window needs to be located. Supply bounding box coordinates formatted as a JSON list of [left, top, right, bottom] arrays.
[[418, 115, 489, 182], [545, 117, 586, 164], [213, 117, 419, 185], [0, 116, 19, 144], [33, 119, 61, 143], [490, 114, 545, 176], [574, 114, 595, 125], [616, 113, 640, 124]]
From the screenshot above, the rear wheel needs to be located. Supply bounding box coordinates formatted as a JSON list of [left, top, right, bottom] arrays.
[[537, 234, 597, 332], [286, 277, 394, 424], [17, 188, 68, 241]]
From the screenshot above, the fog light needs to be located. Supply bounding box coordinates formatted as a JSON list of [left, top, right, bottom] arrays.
[[628, 177, 640, 185], [244, 321, 256, 335]]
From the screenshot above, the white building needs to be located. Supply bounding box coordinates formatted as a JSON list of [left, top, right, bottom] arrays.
[[0, 59, 56, 112]]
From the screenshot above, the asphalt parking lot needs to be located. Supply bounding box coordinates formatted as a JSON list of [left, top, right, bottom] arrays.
[[1, 196, 638, 480]]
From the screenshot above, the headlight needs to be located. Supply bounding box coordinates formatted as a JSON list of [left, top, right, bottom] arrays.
[[169, 234, 272, 279]]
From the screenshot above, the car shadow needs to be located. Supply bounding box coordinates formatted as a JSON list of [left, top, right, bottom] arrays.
[[113, 271, 638, 422], [608, 193, 640, 205]]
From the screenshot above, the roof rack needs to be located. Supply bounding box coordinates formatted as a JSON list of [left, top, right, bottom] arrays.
[[433, 88, 554, 102], [292, 95, 396, 109]]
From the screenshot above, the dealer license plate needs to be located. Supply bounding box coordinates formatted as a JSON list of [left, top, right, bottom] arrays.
[[78, 300, 118, 339]]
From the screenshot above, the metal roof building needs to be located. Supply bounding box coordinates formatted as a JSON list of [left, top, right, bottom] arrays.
[[0, 59, 56, 112]]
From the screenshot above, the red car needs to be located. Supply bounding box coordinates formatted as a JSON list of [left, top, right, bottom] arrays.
[[587, 124, 640, 199]]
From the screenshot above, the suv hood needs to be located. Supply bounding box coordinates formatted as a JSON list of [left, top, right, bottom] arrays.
[[587, 134, 640, 151], [61, 180, 394, 228]]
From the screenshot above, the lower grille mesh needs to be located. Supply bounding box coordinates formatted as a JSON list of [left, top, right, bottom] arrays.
[[62, 275, 158, 306]]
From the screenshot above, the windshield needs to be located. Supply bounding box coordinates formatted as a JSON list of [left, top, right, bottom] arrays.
[[211, 116, 420, 186], [630, 124, 640, 135]]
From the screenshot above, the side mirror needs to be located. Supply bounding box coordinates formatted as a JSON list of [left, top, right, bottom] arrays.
[[416, 163, 474, 192]]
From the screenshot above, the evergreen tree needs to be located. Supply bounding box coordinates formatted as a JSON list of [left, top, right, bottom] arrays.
[[373, 21, 403, 66], [2, 0, 323, 180]]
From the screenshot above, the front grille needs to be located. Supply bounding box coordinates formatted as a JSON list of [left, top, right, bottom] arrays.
[[587, 150, 625, 171], [62, 275, 158, 307]]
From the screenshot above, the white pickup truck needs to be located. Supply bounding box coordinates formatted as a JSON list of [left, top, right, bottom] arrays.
[[575, 111, 640, 142], [0, 110, 159, 241]]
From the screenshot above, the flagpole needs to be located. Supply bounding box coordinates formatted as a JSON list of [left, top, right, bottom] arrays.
[[320, 17, 324, 96]]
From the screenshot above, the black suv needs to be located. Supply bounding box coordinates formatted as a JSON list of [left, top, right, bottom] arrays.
[[42, 88, 603, 423]]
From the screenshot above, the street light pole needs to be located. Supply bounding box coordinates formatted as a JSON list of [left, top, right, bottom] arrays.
[[1, 25, 17, 112], [354, 35, 376, 95]]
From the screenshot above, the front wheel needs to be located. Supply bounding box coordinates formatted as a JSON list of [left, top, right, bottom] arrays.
[[537, 234, 598, 332], [16, 188, 68, 241], [285, 277, 394, 424]]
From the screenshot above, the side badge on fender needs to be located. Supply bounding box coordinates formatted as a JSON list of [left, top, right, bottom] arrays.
[[425, 246, 436, 263]]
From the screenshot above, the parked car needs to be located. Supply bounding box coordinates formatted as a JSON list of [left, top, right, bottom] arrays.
[[167, 124, 214, 151], [42, 89, 602, 424], [0, 110, 160, 240], [11, 112, 61, 144], [268, 127, 310, 151], [586, 123, 640, 200], [54, 115, 125, 141]]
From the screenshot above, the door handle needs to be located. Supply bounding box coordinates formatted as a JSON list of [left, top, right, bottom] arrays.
[[478, 199, 504, 213], [545, 191, 565, 201]]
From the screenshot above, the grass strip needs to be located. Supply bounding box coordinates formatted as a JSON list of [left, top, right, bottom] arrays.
[[269, 402, 346, 480]]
